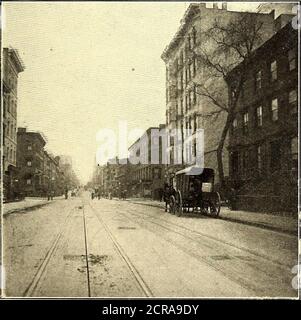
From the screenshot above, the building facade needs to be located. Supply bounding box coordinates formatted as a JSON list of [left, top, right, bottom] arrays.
[[16, 128, 76, 197], [161, 3, 277, 186], [128, 125, 166, 199], [2, 48, 25, 200], [226, 22, 298, 212], [16, 128, 47, 196]]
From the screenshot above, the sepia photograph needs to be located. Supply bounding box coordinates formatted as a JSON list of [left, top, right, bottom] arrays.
[[0, 1, 300, 300]]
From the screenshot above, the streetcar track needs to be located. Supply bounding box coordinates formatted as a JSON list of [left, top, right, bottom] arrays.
[[23, 205, 76, 297], [112, 206, 263, 295], [122, 202, 294, 270], [82, 205, 92, 297], [112, 205, 295, 296], [86, 201, 153, 297]]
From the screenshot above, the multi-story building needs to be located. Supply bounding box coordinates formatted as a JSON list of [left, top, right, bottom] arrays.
[[161, 3, 277, 186], [58, 155, 79, 190], [2, 48, 25, 200], [226, 21, 298, 212], [16, 127, 47, 196], [128, 125, 166, 199], [43, 151, 65, 196]]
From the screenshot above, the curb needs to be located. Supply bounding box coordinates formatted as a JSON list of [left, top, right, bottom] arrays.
[[128, 201, 297, 236], [3, 201, 52, 217]]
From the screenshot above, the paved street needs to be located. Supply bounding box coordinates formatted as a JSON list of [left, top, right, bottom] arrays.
[[3, 193, 298, 298]]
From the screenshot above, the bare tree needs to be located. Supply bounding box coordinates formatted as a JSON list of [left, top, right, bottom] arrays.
[[192, 12, 267, 189]]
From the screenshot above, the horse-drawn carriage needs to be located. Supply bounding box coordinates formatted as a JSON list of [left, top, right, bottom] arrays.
[[164, 166, 221, 217]]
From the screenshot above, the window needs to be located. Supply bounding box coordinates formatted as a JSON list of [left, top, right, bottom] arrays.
[[26, 179, 31, 185], [193, 57, 197, 76], [188, 35, 192, 50], [271, 98, 278, 121], [180, 98, 183, 115], [190, 90, 194, 107], [255, 70, 262, 90], [242, 149, 249, 172], [288, 49, 296, 71], [27, 145, 32, 151], [257, 146, 262, 172], [193, 114, 197, 132], [270, 60, 277, 81], [270, 140, 281, 171], [243, 112, 249, 134], [178, 72, 183, 91], [193, 85, 197, 104], [185, 68, 188, 85], [185, 95, 188, 112], [231, 151, 239, 173], [3, 97, 7, 117], [291, 137, 298, 171], [192, 27, 197, 45], [27, 161, 32, 167], [289, 90, 297, 115], [189, 62, 193, 79], [232, 117, 238, 132], [193, 139, 197, 158], [189, 117, 192, 130], [256, 106, 263, 127], [180, 52, 184, 66]]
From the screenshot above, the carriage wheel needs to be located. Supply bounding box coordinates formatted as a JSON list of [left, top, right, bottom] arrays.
[[209, 192, 221, 217], [169, 195, 176, 214]]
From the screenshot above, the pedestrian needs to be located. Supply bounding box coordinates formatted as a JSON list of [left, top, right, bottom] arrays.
[[64, 187, 68, 200]]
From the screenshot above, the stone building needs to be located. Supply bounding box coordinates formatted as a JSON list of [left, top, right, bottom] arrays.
[[128, 125, 166, 199], [226, 22, 298, 212], [43, 151, 65, 196], [161, 3, 278, 186], [58, 155, 79, 190], [2, 48, 25, 200]]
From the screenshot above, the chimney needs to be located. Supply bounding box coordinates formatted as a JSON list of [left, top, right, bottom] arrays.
[[18, 127, 27, 133], [213, 3, 218, 9], [222, 3, 227, 10]]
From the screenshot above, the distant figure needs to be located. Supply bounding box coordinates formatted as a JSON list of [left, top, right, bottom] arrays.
[[228, 187, 237, 211], [48, 189, 53, 201], [64, 188, 68, 200], [163, 182, 175, 212]]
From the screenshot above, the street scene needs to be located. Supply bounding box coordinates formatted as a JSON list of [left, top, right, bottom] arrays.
[[3, 193, 298, 297], [1, 2, 299, 298]]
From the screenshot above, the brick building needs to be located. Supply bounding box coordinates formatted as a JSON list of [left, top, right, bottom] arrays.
[[2, 48, 25, 200], [16, 128, 75, 197], [16, 128, 47, 196], [161, 3, 277, 185], [226, 22, 298, 212]]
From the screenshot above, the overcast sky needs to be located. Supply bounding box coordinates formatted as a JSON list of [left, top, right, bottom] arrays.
[[2, 2, 294, 183]]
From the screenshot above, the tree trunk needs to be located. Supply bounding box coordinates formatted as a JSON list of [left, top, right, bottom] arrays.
[[216, 113, 232, 191]]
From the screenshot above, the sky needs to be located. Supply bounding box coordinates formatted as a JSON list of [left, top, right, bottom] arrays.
[[2, 1, 294, 184]]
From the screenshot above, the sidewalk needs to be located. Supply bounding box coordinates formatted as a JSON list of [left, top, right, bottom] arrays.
[[127, 198, 298, 236], [2, 197, 62, 216]]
